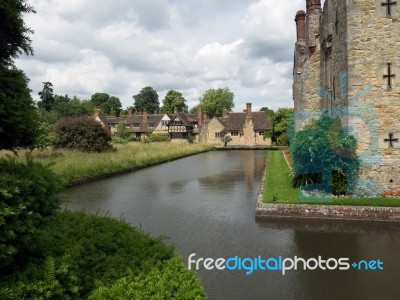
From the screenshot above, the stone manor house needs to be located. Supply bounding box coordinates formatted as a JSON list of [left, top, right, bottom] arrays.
[[95, 103, 271, 146], [293, 0, 400, 192]]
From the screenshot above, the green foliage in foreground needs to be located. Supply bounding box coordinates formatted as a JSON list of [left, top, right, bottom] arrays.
[[89, 257, 206, 300], [0, 158, 62, 269], [264, 151, 400, 207], [0, 211, 206, 299]]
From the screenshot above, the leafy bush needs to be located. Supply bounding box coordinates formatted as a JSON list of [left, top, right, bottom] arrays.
[[187, 134, 195, 144], [148, 133, 170, 142], [290, 116, 360, 195], [0, 255, 79, 300], [4, 211, 176, 297], [89, 257, 206, 300], [54, 117, 112, 152], [1, 211, 206, 299], [112, 136, 140, 144], [0, 158, 62, 269]]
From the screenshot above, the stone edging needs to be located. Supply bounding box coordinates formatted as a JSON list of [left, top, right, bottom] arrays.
[[255, 153, 400, 223]]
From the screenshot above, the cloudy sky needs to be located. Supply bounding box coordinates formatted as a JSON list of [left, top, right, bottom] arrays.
[[16, 0, 313, 112]]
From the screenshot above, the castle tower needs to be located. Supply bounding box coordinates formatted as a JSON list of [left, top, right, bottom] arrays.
[[293, 1, 322, 131], [293, 0, 400, 192]]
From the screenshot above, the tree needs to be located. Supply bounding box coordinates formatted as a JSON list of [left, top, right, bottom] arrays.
[[160, 90, 188, 113], [104, 96, 122, 116], [189, 105, 200, 114], [90, 93, 110, 107], [291, 116, 360, 195], [133, 87, 159, 113], [0, 0, 35, 65], [0, 0, 38, 151], [199, 88, 234, 118], [0, 65, 39, 150], [273, 108, 294, 146], [37, 81, 55, 111]]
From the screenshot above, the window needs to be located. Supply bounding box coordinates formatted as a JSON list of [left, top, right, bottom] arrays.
[[231, 131, 239, 136], [162, 120, 169, 126], [149, 123, 154, 128], [133, 123, 140, 128], [259, 131, 265, 136], [215, 132, 221, 138]]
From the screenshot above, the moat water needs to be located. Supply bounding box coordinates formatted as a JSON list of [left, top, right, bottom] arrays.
[[62, 151, 400, 300]]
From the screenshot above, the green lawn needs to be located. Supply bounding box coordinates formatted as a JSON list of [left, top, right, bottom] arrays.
[[263, 151, 400, 207], [264, 151, 299, 203]]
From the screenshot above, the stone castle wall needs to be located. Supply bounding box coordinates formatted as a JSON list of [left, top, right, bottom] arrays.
[[293, 0, 400, 192]]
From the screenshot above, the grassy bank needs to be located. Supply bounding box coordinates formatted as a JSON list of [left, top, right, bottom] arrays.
[[1, 143, 212, 185], [264, 151, 400, 207], [264, 151, 299, 203]]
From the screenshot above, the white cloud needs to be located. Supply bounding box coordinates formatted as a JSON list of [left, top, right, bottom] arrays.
[[16, 0, 309, 111]]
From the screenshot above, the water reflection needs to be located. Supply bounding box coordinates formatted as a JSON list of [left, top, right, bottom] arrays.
[[62, 151, 400, 300]]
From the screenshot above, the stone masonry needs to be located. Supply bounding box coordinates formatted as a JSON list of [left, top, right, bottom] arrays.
[[293, 0, 400, 192]]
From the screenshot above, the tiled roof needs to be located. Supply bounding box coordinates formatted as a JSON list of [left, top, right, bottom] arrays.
[[218, 112, 270, 132], [99, 114, 164, 132], [169, 113, 198, 127]]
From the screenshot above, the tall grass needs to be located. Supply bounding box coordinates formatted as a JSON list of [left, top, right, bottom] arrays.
[[1, 143, 212, 185]]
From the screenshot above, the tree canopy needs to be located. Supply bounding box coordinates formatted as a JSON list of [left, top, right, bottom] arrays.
[[90, 93, 121, 116], [133, 87, 160, 113], [0, 0, 38, 151], [160, 90, 188, 114], [199, 88, 234, 118], [37, 81, 56, 111], [0, 66, 39, 150], [0, 0, 35, 65]]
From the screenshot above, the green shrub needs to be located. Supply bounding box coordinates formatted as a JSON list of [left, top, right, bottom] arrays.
[[89, 257, 206, 300], [290, 116, 360, 195], [187, 134, 195, 144], [15, 211, 176, 297], [148, 133, 170, 142], [111, 137, 129, 144], [0, 255, 79, 300], [0, 158, 62, 269], [112, 136, 140, 144], [54, 117, 112, 152]]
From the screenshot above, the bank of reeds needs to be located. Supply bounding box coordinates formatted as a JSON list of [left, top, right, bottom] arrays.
[[1, 143, 212, 185]]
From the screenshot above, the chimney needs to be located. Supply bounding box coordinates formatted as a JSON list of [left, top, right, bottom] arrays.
[[174, 106, 179, 114], [295, 10, 306, 41], [95, 108, 101, 117], [143, 109, 148, 122], [203, 112, 208, 122], [246, 103, 252, 119], [223, 109, 229, 118], [306, 0, 321, 10], [306, 0, 322, 53], [128, 109, 132, 117], [198, 107, 203, 125]]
